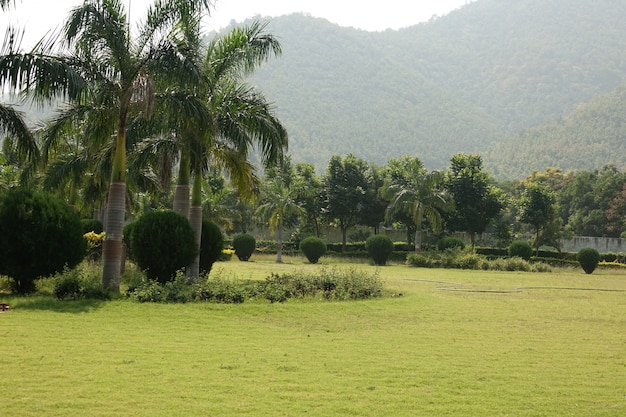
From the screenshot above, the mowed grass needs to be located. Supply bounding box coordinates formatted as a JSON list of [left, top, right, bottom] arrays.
[[1, 255, 625, 416]]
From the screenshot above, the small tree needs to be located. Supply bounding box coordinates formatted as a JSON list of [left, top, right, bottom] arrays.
[[577, 248, 600, 274], [232, 233, 256, 261], [0, 189, 86, 294], [365, 234, 394, 266], [130, 211, 197, 283], [299, 236, 327, 264]]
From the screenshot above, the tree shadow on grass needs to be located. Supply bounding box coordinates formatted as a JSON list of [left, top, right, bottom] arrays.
[[1, 295, 108, 313]]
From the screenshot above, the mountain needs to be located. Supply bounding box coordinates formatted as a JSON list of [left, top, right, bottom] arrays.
[[484, 84, 626, 179], [240, 0, 626, 177]]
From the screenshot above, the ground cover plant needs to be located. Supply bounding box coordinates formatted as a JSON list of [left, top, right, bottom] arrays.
[[1, 255, 625, 416]]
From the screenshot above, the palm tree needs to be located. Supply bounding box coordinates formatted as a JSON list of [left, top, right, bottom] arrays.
[[7, 0, 212, 292], [170, 21, 288, 278], [382, 156, 447, 252], [255, 180, 305, 263]]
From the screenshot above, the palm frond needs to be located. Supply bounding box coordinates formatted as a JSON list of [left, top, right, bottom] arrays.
[[0, 103, 39, 163]]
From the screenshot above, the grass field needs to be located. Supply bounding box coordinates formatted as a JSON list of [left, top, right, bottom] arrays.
[[1, 255, 625, 416]]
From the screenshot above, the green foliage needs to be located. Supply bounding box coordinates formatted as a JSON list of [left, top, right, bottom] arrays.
[[406, 249, 552, 272], [80, 219, 103, 234], [127, 267, 384, 304], [199, 220, 224, 275], [130, 211, 197, 283], [437, 236, 466, 251], [365, 234, 394, 266], [577, 248, 601, 274], [232, 233, 256, 261], [508, 241, 533, 261], [53, 267, 110, 301], [445, 154, 504, 246], [193, 275, 249, 304], [0, 189, 86, 294], [299, 236, 327, 264]]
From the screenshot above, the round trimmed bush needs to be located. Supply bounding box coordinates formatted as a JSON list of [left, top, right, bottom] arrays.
[[365, 234, 394, 266], [199, 220, 224, 275], [232, 233, 256, 261], [130, 210, 197, 283], [0, 189, 86, 294], [81, 218, 103, 234], [437, 236, 465, 251], [577, 247, 600, 274], [299, 236, 327, 264], [508, 240, 533, 261]]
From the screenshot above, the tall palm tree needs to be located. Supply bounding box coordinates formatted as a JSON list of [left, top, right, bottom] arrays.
[[382, 156, 447, 252], [0, 0, 212, 291], [170, 21, 288, 278], [255, 180, 305, 263]]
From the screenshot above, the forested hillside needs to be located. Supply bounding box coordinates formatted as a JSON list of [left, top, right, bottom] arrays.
[[240, 0, 626, 176], [484, 85, 626, 178]]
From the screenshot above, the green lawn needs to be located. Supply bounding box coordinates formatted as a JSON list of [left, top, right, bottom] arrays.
[[1, 256, 625, 416]]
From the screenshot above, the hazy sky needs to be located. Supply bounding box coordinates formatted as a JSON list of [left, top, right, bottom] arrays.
[[1, 0, 470, 48]]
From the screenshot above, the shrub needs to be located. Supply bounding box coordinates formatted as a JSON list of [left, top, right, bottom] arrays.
[[577, 248, 600, 274], [53, 266, 110, 301], [365, 234, 394, 266], [232, 233, 256, 261], [81, 218, 103, 234], [299, 236, 327, 264], [0, 189, 86, 294], [437, 236, 465, 251], [84, 231, 105, 261], [53, 272, 82, 300], [406, 253, 435, 268], [123, 221, 136, 261], [199, 220, 224, 275], [130, 210, 197, 283], [508, 240, 533, 261]]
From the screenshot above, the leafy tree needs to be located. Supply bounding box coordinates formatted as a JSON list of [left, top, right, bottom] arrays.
[[359, 164, 388, 234], [445, 154, 504, 247], [293, 162, 325, 237], [322, 154, 369, 252], [517, 182, 557, 255], [382, 156, 447, 252], [255, 179, 305, 262]]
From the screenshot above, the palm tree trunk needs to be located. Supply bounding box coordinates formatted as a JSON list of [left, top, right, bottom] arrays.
[[102, 120, 127, 293], [173, 153, 190, 217], [187, 204, 202, 279], [186, 171, 203, 280], [102, 181, 126, 292], [414, 229, 423, 253], [276, 225, 283, 263]]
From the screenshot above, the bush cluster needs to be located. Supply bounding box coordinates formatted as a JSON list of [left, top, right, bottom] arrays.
[[53, 267, 110, 301], [126, 267, 384, 304], [406, 249, 552, 272]]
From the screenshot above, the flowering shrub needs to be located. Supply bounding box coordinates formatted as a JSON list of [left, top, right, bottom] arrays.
[[219, 248, 234, 261], [84, 231, 105, 261]]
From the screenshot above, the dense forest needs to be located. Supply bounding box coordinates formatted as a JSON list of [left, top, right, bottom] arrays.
[[230, 0, 626, 178]]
